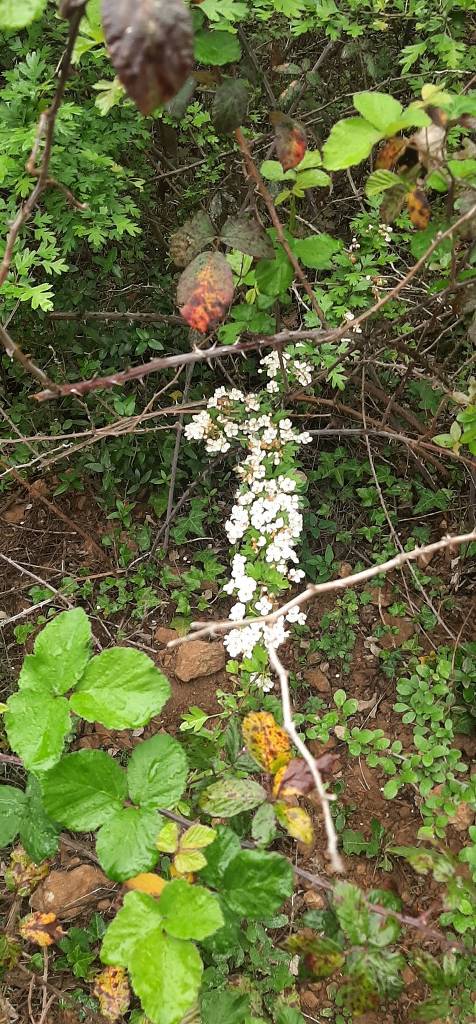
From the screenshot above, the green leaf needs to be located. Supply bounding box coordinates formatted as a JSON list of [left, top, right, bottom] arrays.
[[222, 850, 294, 919], [18, 609, 91, 695], [157, 820, 180, 854], [0, 786, 26, 846], [199, 826, 241, 888], [275, 1007, 305, 1024], [220, 217, 274, 259], [353, 92, 403, 131], [101, 891, 163, 966], [199, 778, 266, 817], [294, 168, 331, 191], [251, 803, 277, 847], [201, 989, 250, 1024], [41, 750, 127, 831], [195, 30, 241, 66], [260, 160, 295, 182], [127, 734, 188, 810], [96, 806, 161, 881], [334, 881, 371, 944], [383, 778, 401, 799], [212, 78, 249, 133], [255, 252, 294, 297], [19, 777, 60, 863], [158, 879, 224, 940], [293, 233, 341, 270], [323, 117, 383, 170], [70, 648, 170, 729], [5, 691, 71, 773], [365, 169, 403, 197], [129, 928, 203, 1024], [0, 0, 46, 30]]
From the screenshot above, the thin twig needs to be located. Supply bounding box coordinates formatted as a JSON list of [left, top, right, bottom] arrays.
[[268, 643, 344, 874], [168, 531, 476, 646]]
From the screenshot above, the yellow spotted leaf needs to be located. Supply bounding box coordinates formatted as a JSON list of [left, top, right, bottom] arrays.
[[375, 136, 407, 169], [156, 820, 180, 854], [174, 850, 208, 874], [180, 824, 216, 850], [242, 711, 291, 773], [19, 912, 65, 947], [406, 187, 431, 229], [124, 873, 167, 898], [93, 966, 131, 1022], [177, 252, 234, 334], [275, 803, 314, 846]]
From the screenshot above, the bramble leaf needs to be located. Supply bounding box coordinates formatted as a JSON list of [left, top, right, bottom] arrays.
[[242, 711, 291, 772], [70, 648, 170, 729], [222, 849, 294, 919], [177, 252, 235, 332], [96, 806, 161, 881], [18, 608, 91, 695], [102, 0, 194, 115], [127, 734, 188, 809], [199, 778, 266, 817], [5, 691, 71, 773], [0, 787, 26, 847], [158, 878, 224, 940], [41, 750, 127, 831]]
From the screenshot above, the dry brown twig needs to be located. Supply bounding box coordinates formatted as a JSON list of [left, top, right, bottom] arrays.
[[169, 531, 476, 647]]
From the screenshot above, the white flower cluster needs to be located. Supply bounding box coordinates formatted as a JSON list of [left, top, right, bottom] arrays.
[[184, 357, 311, 689], [259, 346, 313, 391]]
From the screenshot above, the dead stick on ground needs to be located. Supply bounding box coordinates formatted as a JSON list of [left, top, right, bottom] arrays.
[[169, 531, 476, 646], [268, 643, 344, 874]]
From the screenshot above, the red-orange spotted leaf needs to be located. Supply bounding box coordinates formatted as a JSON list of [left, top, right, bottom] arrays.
[[406, 188, 431, 229], [275, 802, 314, 846], [19, 912, 65, 947], [375, 136, 407, 170], [242, 711, 291, 773], [177, 252, 234, 333], [93, 966, 130, 1022], [102, 0, 194, 116], [271, 111, 307, 171]]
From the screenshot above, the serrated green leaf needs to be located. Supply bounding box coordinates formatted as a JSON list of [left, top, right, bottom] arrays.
[[294, 168, 331, 191], [101, 891, 162, 966], [5, 691, 71, 773], [353, 92, 403, 131], [198, 826, 241, 888], [0, 0, 46, 30], [129, 928, 203, 1024], [260, 160, 295, 182], [199, 778, 266, 817], [19, 777, 60, 864], [323, 117, 383, 170], [41, 750, 127, 830], [0, 786, 26, 846], [157, 821, 180, 854], [222, 850, 293, 919], [255, 252, 293, 297], [365, 169, 403, 197], [158, 879, 224, 940], [201, 988, 250, 1024], [175, 850, 208, 873], [195, 30, 241, 67], [293, 233, 341, 269], [96, 806, 161, 881], [127, 734, 188, 809], [18, 608, 91, 695], [70, 648, 170, 730], [180, 824, 216, 850]]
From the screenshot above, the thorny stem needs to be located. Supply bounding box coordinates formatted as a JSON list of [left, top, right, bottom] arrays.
[[168, 531, 476, 646], [267, 643, 344, 874]]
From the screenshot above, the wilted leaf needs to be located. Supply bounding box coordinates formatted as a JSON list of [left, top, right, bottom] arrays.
[[273, 758, 314, 799], [220, 216, 274, 259], [242, 711, 291, 772], [212, 78, 249, 134], [199, 777, 266, 816], [271, 112, 307, 171], [406, 188, 431, 229], [125, 873, 168, 897], [19, 912, 65, 947], [177, 252, 234, 333], [102, 0, 194, 115], [170, 212, 215, 268], [338, 975, 380, 1014], [93, 965, 131, 1022], [287, 933, 345, 979], [380, 184, 407, 223], [5, 846, 50, 897], [275, 803, 314, 846], [375, 137, 408, 169], [0, 934, 21, 972]]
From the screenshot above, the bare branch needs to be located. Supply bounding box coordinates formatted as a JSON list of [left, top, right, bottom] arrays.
[[268, 643, 344, 874], [168, 531, 476, 646]]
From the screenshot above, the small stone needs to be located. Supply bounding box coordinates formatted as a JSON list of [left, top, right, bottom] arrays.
[[154, 626, 178, 645], [379, 614, 415, 649], [369, 588, 393, 608], [304, 668, 331, 693], [174, 640, 226, 682], [30, 866, 115, 921], [303, 890, 325, 910], [300, 990, 319, 1012], [339, 562, 353, 578], [448, 801, 475, 832]]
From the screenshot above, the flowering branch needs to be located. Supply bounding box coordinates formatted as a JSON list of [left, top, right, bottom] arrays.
[[169, 530, 476, 647], [267, 643, 344, 874]]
